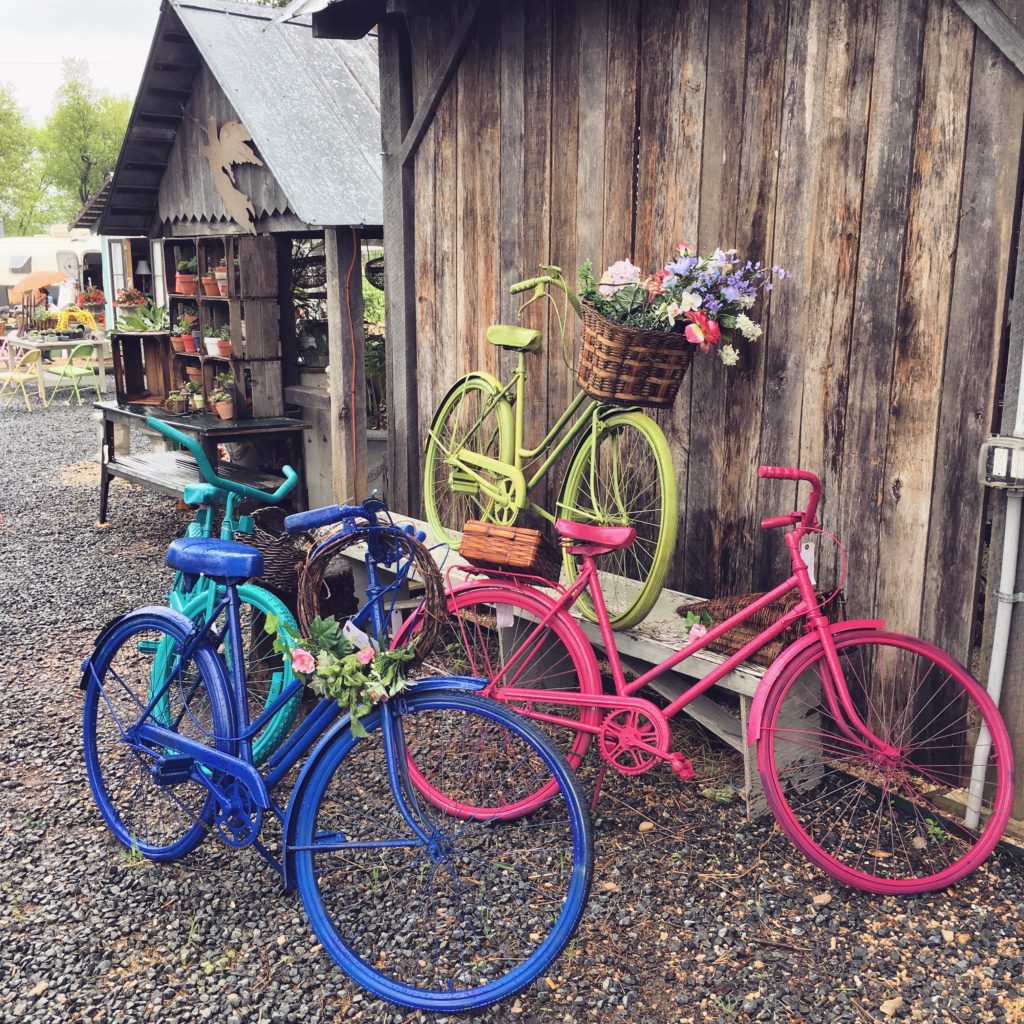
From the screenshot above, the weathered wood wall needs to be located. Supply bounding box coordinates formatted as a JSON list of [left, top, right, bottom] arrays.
[[402, 0, 1024, 666]]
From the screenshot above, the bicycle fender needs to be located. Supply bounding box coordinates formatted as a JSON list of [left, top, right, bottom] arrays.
[[745, 619, 885, 746], [425, 371, 507, 452], [79, 605, 204, 689], [281, 677, 486, 889]]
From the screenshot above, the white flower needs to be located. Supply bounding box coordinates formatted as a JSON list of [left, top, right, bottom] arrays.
[[736, 314, 762, 341], [738, 294, 755, 309], [664, 301, 682, 326], [719, 343, 739, 366], [598, 259, 641, 296], [678, 291, 702, 312]]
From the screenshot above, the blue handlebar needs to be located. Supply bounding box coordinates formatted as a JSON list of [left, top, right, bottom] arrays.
[[145, 416, 298, 503], [285, 505, 349, 534]]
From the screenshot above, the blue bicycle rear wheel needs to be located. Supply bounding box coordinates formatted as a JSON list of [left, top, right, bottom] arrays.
[[291, 690, 593, 1012], [82, 608, 233, 861]]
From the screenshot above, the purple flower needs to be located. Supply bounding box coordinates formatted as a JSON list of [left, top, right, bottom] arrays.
[[720, 285, 740, 303], [666, 256, 697, 277]]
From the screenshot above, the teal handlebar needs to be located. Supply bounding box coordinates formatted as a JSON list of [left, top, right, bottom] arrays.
[[146, 416, 298, 503]]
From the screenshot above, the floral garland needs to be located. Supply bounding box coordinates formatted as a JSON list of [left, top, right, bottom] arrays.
[[268, 613, 415, 737]]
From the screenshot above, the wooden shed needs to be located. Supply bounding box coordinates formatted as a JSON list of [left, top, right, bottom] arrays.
[[98, 0, 384, 507], [309, 0, 1024, 816]]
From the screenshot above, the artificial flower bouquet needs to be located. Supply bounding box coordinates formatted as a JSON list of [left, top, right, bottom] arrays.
[[580, 244, 787, 367], [275, 613, 416, 736]]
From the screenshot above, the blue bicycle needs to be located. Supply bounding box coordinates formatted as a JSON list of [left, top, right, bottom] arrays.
[[81, 497, 594, 1012]]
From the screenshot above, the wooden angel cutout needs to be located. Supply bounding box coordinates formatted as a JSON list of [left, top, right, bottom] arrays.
[[199, 117, 264, 234]]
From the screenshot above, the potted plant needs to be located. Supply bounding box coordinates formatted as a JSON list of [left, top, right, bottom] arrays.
[[115, 286, 147, 318], [213, 258, 229, 296], [170, 317, 194, 353], [201, 268, 219, 296], [165, 389, 186, 414], [175, 259, 198, 295], [210, 385, 235, 420], [182, 380, 204, 411], [214, 322, 232, 358], [184, 363, 204, 384]]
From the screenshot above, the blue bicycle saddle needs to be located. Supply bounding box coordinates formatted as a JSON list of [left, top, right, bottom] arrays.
[[166, 537, 264, 581]]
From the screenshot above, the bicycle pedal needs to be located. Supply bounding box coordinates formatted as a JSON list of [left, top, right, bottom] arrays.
[[151, 755, 194, 786], [450, 468, 479, 496], [670, 753, 696, 781], [136, 640, 160, 654]]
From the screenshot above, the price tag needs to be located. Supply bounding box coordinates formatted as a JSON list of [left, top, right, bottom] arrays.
[[343, 619, 379, 653], [800, 541, 816, 585]]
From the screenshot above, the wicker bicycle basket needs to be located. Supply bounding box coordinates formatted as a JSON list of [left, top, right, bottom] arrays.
[[459, 521, 561, 580], [238, 507, 306, 594], [577, 301, 693, 408], [677, 589, 845, 668]]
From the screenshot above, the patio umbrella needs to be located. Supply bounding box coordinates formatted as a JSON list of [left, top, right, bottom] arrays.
[[5, 272, 71, 305]]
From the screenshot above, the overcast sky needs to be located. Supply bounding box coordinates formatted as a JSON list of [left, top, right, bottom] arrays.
[[2, 0, 163, 124]]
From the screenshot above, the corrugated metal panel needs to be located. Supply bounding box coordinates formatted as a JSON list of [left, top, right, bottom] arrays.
[[173, 0, 382, 226]]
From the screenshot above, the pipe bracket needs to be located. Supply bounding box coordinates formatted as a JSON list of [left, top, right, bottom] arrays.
[[993, 589, 1024, 603]]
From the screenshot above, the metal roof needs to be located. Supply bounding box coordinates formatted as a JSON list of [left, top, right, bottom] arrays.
[[98, 0, 381, 236]]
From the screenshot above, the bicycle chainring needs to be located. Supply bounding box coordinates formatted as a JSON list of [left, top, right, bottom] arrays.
[[214, 780, 263, 849], [598, 707, 669, 775]]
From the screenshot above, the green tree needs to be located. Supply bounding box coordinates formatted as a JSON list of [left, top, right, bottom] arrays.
[[0, 85, 39, 233], [39, 59, 131, 208]]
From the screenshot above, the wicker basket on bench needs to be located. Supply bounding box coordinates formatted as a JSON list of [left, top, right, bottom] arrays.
[[678, 589, 845, 667], [459, 521, 561, 579]]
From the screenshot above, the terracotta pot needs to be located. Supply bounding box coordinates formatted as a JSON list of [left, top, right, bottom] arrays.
[[214, 400, 235, 421], [215, 340, 232, 358], [176, 274, 198, 295], [170, 335, 186, 353], [213, 267, 228, 280], [201, 277, 219, 296], [182, 334, 198, 353], [218, 281, 229, 297], [185, 366, 204, 383]]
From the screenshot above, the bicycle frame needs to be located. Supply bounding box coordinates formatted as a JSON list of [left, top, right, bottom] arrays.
[[438, 353, 626, 524], [458, 479, 895, 764]]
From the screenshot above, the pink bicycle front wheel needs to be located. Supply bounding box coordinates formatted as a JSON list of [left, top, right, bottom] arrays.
[[758, 630, 1013, 894], [397, 582, 603, 818]]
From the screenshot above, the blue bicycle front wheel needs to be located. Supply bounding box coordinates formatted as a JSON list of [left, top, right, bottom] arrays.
[[82, 608, 234, 862], [291, 690, 593, 1013]]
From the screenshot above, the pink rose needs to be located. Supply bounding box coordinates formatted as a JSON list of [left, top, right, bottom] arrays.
[[355, 647, 375, 665], [291, 648, 316, 674], [688, 623, 708, 643]]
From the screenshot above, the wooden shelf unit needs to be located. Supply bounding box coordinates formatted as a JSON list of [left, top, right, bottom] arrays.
[[162, 234, 284, 418]]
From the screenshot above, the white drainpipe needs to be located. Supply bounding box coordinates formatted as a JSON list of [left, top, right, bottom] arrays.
[[965, 354, 1024, 829]]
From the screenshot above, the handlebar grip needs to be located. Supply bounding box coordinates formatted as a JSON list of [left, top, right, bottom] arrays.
[[284, 505, 347, 534], [510, 277, 541, 294], [758, 465, 803, 481]]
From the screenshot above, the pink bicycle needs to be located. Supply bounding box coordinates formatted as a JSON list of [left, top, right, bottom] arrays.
[[400, 466, 1013, 894]]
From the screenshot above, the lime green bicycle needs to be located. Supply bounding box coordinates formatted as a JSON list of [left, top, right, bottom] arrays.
[[423, 267, 677, 630]]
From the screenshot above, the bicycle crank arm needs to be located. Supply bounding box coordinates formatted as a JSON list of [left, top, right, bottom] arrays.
[[455, 449, 527, 508], [132, 722, 271, 809]]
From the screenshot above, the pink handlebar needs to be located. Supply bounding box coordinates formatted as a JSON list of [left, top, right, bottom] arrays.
[[757, 465, 822, 529]]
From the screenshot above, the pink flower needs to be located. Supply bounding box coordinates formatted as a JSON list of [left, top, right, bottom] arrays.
[[688, 623, 708, 643], [675, 242, 694, 256], [355, 647, 375, 665], [684, 311, 721, 353], [291, 648, 316, 674]]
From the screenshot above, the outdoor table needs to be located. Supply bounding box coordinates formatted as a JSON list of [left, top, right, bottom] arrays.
[[94, 400, 310, 523], [4, 334, 107, 395]]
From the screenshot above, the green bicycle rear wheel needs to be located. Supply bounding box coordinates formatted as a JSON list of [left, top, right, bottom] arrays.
[[558, 409, 677, 630]]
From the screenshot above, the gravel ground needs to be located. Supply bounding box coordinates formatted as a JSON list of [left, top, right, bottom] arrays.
[[2, 396, 1024, 1024]]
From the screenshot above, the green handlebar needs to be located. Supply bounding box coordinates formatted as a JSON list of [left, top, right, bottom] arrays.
[[145, 416, 298, 503], [509, 277, 542, 294]]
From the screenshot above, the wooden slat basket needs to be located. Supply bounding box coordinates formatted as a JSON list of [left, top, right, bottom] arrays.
[[577, 301, 693, 408], [678, 590, 845, 667], [460, 521, 561, 579]]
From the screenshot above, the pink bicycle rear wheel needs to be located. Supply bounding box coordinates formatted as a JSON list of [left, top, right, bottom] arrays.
[[397, 582, 603, 818], [758, 630, 1013, 894]]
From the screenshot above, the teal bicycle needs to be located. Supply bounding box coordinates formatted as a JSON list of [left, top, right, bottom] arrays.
[[147, 417, 303, 763]]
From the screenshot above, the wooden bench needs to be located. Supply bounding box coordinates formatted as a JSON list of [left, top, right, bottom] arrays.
[[328, 512, 774, 817], [95, 400, 310, 524]]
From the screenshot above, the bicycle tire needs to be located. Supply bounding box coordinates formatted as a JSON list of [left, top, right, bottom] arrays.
[[758, 629, 1013, 893], [423, 374, 515, 544], [162, 583, 301, 764], [558, 409, 677, 630], [396, 582, 603, 817], [291, 690, 593, 1012], [82, 608, 233, 862]]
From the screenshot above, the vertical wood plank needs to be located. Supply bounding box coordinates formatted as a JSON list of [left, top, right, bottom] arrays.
[[575, 0, 608, 277], [326, 226, 368, 501], [872, 0, 974, 635], [923, 5, 1024, 660], [834, 0, 926, 617]]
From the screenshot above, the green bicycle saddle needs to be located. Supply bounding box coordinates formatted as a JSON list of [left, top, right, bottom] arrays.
[[486, 325, 542, 352]]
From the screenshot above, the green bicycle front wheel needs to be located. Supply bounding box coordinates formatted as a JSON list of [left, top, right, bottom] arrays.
[[558, 410, 677, 630], [423, 373, 515, 544]]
